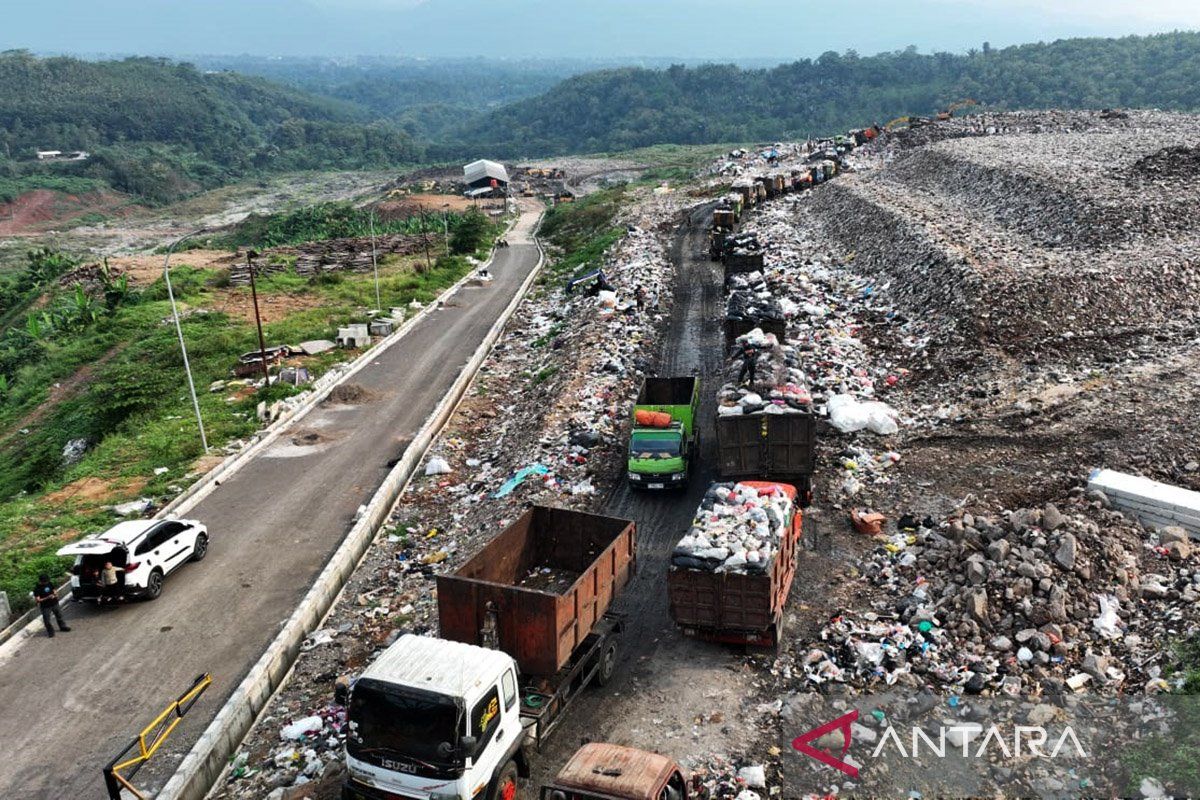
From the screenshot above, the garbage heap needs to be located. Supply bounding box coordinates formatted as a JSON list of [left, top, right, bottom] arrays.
[[726, 193, 931, 506], [209, 191, 690, 800], [791, 490, 1200, 697], [737, 195, 926, 414], [672, 482, 795, 574], [718, 329, 811, 411]]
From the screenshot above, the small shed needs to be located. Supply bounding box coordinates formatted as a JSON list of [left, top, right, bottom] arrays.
[[463, 159, 509, 191]]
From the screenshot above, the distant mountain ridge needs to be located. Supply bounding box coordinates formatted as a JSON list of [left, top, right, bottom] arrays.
[[448, 31, 1200, 158], [0, 52, 422, 203]]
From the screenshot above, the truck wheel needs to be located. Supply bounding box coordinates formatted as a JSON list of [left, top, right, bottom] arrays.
[[490, 760, 520, 800], [596, 641, 617, 687]]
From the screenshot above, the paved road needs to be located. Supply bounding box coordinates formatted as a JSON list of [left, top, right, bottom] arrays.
[[0, 207, 542, 799]]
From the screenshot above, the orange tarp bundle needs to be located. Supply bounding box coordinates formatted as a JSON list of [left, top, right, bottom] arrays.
[[634, 410, 673, 428]]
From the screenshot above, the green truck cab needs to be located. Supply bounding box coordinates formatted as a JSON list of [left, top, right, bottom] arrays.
[[627, 377, 699, 490]]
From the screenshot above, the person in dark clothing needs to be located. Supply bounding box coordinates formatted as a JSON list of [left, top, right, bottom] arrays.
[[33, 574, 70, 637], [737, 343, 759, 385], [635, 284, 647, 312]]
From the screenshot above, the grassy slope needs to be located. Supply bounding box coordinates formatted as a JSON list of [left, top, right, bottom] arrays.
[[0, 222, 505, 611]]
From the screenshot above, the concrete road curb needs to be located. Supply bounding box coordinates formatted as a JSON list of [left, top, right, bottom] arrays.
[[0, 219, 517, 650], [156, 216, 546, 800]]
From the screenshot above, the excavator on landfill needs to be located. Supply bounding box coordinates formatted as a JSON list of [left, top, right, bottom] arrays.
[[884, 115, 932, 132], [937, 98, 979, 120]]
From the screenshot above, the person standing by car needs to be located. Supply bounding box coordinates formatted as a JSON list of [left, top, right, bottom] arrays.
[[33, 574, 71, 637], [99, 561, 125, 605]]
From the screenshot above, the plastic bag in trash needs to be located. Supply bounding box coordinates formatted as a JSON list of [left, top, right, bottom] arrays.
[[424, 457, 452, 476], [1093, 593, 1123, 639], [828, 394, 900, 435], [737, 765, 767, 789]]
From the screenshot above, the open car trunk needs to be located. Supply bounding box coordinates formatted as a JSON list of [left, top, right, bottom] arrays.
[[63, 543, 129, 599]]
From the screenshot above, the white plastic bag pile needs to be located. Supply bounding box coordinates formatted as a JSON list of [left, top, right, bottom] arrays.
[[827, 393, 901, 435], [671, 482, 794, 574]]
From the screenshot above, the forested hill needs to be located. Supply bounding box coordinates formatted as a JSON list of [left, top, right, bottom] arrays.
[[5, 32, 1200, 202], [0, 52, 423, 202], [448, 31, 1200, 157]]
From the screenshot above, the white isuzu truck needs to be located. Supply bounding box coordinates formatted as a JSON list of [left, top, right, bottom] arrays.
[[342, 506, 637, 800]]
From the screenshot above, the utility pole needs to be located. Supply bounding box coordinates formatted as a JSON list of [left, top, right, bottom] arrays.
[[246, 250, 271, 386], [419, 211, 433, 272], [163, 230, 210, 452], [369, 210, 382, 312], [441, 203, 450, 257]]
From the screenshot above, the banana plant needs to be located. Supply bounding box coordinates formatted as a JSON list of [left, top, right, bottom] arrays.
[[70, 284, 100, 327]]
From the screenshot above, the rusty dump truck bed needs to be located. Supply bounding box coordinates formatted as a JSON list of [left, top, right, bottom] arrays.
[[716, 413, 817, 498], [437, 506, 636, 676]]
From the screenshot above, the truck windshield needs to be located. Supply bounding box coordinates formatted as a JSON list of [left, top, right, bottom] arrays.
[[631, 435, 681, 458], [347, 680, 462, 775]]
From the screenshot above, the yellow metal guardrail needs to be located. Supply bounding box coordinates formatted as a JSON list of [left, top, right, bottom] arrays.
[[104, 674, 212, 799]]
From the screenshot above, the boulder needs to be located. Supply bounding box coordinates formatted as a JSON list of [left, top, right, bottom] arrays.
[[1054, 533, 1078, 571], [1042, 503, 1065, 531]]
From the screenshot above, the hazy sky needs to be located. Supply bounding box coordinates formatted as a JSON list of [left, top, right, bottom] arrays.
[[5, 0, 1199, 59]]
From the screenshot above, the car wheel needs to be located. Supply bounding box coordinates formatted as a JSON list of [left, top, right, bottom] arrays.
[[190, 533, 209, 562], [145, 569, 164, 601]]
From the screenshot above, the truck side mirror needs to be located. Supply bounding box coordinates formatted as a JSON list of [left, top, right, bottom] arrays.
[[459, 735, 477, 754]]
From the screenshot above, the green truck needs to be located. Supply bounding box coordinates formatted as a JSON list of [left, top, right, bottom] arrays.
[[627, 377, 699, 489]]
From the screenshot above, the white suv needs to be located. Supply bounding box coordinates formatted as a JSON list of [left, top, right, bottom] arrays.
[[58, 518, 209, 602]]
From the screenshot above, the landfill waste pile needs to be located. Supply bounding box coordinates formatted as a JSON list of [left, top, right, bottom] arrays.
[[778, 487, 1200, 696], [729, 196, 921, 418], [672, 482, 796, 573], [209, 188, 692, 800], [807, 110, 1200, 354], [685, 754, 779, 800], [705, 115, 1200, 798], [718, 329, 813, 415], [873, 107, 1170, 150]]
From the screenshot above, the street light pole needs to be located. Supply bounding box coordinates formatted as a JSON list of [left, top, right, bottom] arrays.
[[163, 230, 209, 453]]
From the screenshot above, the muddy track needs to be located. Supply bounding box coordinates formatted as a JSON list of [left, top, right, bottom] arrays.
[[527, 203, 769, 782]]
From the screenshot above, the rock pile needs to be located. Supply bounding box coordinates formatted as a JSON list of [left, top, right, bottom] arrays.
[[792, 489, 1200, 696]]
